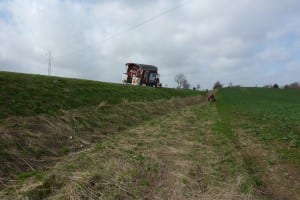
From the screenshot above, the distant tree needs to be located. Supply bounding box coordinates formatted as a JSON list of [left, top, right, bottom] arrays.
[[228, 82, 233, 87], [284, 82, 300, 89], [263, 84, 272, 88], [273, 83, 279, 88], [174, 73, 186, 89], [213, 81, 223, 90], [289, 82, 300, 89], [182, 79, 190, 89]]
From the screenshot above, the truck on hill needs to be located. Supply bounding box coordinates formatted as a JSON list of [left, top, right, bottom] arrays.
[[122, 63, 161, 87]]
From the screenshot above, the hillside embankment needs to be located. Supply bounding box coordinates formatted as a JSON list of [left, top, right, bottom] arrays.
[[0, 71, 199, 119], [1, 72, 299, 199], [0, 71, 202, 184], [1, 97, 266, 200]]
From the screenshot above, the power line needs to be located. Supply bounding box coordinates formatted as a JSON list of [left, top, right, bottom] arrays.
[[55, 0, 192, 59], [103, 0, 192, 42]]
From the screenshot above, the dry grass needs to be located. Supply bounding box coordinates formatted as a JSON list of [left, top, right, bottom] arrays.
[[0, 96, 204, 184], [0, 100, 265, 199]]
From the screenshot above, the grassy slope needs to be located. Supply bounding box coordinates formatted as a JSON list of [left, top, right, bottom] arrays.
[[216, 87, 300, 199], [0, 71, 201, 119], [2, 72, 299, 199], [1, 101, 264, 200], [0, 71, 204, 189]]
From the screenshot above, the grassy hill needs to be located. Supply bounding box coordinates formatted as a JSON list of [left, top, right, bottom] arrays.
[[1, 73, 299, 199], [0, 71, 204, 191], [0, 71, 200, 119]]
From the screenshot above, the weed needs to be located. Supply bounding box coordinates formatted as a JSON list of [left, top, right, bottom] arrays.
[[60, 146, 70, 154], [253, 176, 263, 187], [61, 162, 77, 171], [93, 142, 105, 152], [282, 132, 300, 148], [25, 174, 63, 200], [17, 171, 44, 182], [260, 135, 271, 141], [124, 149, 145, 164], [267, 157, 276, 165]]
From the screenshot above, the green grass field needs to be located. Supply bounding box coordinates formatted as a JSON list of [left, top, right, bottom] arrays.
[[216, 87, 300, 199], [0, 71, 201, 119], [217, 87, 300, 154], [1, 72, 299, 199]]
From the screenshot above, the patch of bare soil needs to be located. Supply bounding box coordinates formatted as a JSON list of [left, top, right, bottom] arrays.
[[234, 127, 300, 200]]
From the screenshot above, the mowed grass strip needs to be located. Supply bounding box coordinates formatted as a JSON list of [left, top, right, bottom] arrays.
[[1, 103, 262, 199], [0, 71, 202, 119]]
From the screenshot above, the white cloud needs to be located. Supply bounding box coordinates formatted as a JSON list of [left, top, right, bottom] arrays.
[[0, 0, 300, 88], [258, 47, 292, 63]]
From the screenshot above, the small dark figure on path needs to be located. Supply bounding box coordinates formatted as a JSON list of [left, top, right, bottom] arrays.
[[208, 94, 216, 102]]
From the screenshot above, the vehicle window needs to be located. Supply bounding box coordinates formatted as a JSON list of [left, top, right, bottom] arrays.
[[149, 73, 156, 81]]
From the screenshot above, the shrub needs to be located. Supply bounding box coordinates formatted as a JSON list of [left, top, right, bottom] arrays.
[[213, 81, 223, 90]]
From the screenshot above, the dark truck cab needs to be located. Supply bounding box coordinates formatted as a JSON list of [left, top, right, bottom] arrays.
[[122, 63, 161, 87]]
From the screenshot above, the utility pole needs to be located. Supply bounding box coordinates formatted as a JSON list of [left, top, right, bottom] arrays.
[[47, 50, 51, 76]]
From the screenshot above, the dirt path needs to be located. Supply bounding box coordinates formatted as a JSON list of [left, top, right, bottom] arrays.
[[1, 103, 263, 199]]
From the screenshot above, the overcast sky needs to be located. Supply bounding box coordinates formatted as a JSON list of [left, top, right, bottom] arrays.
[[0, 0, 299, 89]]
